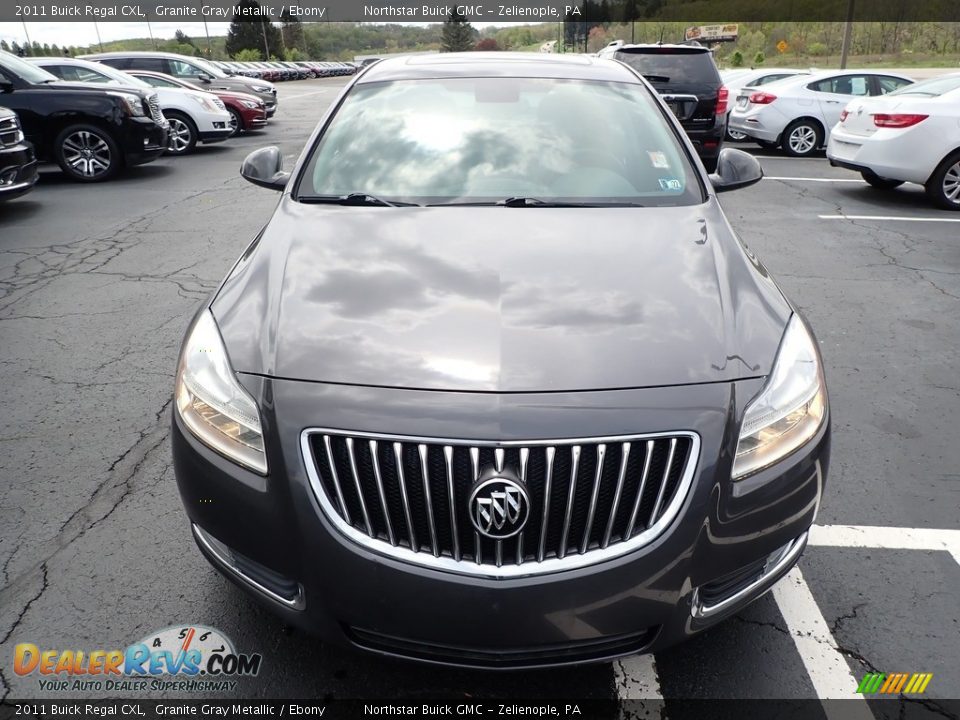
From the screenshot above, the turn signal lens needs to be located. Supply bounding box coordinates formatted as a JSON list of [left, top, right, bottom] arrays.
[[872, 113, 928, 128], [716, 85, 729, 115], [839, 109, 849, 122]]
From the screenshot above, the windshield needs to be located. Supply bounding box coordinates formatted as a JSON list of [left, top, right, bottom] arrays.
[[189, 57, 227, 78], [888, 74, 960, 97], [298, 77, 702, 206], [77, 61, 151, 89], [0, 50, 59, 84]]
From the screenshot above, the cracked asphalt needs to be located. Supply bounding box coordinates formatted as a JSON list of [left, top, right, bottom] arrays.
[[1, 77, 958, 706]]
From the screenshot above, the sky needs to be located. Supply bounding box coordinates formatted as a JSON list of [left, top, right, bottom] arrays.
[[0, 21, 518, 49]]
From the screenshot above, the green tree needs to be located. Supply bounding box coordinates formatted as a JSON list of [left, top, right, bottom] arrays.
[[753, 50, 765, 65], [174, 30, 196, 49], [234, 47, 262, 62], [730, 50, 743, 67], [441, 8, 475, 52], [0, 40, 10, 53], [225, 1, 281, 59], [280, 7, 305, 55]]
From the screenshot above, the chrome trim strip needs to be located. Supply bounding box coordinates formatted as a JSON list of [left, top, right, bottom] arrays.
[[558, 445, 581, 559], [322, 435, 350, 525], [418, 444, 439, 557], [537, 446, 556, 563], [369, 440, 395, 546], [345, 437, 373, 536], [470, 447, 481, 565], [192, 524, 305, 611], [603, 442, 631, 549], [393, 442, 417, 553], [649, 438, 677, 526], [444, 445, 460, 561], [691, 532, 808, 619], [517, 448, 529, 565], [625, 440, 654, 538], [300, 429, 701, 579], [581, 443, 606, 554]]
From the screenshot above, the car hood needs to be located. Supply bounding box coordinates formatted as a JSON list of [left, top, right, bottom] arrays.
[[211, 201, 791, 392], [43, 80, 148, 97]]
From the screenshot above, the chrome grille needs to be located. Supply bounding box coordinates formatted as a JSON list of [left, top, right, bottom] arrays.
[[0, 115, 23, 148], [302, 429, 699, 577], [146, 94, 166, 127]]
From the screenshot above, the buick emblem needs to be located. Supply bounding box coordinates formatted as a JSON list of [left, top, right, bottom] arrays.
[[468, 475, 530, 539]]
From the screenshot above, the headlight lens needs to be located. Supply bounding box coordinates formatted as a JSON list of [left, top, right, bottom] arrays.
[[733, 315, 827, 479], [251, 85, 271, 93], [175, 310, 267, 474], [240, 100, 259, 109], [109, 92, 146, 117], [190, 95, 220, 113]]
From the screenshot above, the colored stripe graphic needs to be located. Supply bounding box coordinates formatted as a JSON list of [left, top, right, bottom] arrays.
[[857, 672, 932, 694]]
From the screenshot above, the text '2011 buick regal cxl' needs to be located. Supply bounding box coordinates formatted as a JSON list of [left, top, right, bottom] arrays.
[[172, 53, 830, 669]]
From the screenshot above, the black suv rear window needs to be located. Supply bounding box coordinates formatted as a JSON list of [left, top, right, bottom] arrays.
[[614, 50, 720, 85]]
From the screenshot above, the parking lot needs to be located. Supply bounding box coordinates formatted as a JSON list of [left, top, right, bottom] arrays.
[[1, 75, 958, 712]]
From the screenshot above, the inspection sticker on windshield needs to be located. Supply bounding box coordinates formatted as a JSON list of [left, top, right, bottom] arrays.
[[659, 178, 683, 191], [648, 151, 670, 168]]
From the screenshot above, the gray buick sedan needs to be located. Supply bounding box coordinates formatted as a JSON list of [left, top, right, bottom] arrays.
[[172, 53, 830, 668]]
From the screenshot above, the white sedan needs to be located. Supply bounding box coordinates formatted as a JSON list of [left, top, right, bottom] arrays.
[[29, 57, 233, 156], [728, 70, 914, 156], [827, 73, 960, 209], [720, 68, 810, 140]]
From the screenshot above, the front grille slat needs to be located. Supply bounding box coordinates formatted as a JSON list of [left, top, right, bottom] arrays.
[[538, 446, 556, 562], [304, 430, 698, 578], [558, 446, 581, 560], [581, 443, 606, 554], [649, 438, 677, 527], [625, 440, 654, 538], [393, 442, 418, 552], [345, 438, 373, 537], [603, 442, 632, 548], [369, 440, 396, 546]]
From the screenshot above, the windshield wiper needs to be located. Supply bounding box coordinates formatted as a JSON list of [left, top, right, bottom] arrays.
[[298, 193, 420, 207], [426, 197, 644, 208]]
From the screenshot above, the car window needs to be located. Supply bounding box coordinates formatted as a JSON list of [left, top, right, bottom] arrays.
[[0, 50, 60, 84], [134, 74, 179, 88], [299, 78, 703, 206], [876, 76, 912, 94], [47, 65, 113, 83], [125, 57, 165, 73], [756, 73, 793, 86], [888, 74, 960, 96], [809, 75, 870, 96], [614, 50, 720, 84], [168, 59, 207, 79]]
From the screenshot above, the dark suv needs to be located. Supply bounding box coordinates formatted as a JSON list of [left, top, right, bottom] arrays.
[[0, 106, 38, 200], [601, 43, 727, 172], [0, 50, 168, 182]]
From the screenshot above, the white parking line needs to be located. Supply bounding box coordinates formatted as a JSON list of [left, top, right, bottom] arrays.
[[810, 524, 960, 565], [773, 568, 875, 715], [819, 214, 960, 223], [766, 177, 864, 183], [614, 654, 663, 701]]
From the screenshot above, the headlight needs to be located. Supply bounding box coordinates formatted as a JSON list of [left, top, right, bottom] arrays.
[[109, 92, 146, 117], [251, 85, 271, 93], [240, 100, 259, 109], [175, 310, 267, 474], [190, 95, 221, 113], [733, 315, 827, 479]]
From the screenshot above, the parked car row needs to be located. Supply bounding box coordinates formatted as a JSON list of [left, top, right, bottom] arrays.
[[210, 60, 357, 82], [0, 49, 279, 197], [726, 67, 960, 210]]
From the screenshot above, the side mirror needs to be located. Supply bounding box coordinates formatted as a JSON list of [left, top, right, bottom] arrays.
[[198, 73, 212, 83], [0, 77, 13, 93], [241, 146, 290, 191], [709, 148, 763, 193]]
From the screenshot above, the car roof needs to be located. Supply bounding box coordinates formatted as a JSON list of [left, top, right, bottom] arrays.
[[29, 57, 98, 66], [358, 52, 642, 84], [82, 51, 200, 59], [609, 43, 711, 53]]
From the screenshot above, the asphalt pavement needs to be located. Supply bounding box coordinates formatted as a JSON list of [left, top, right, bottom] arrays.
[[0, 77, 957, 711]]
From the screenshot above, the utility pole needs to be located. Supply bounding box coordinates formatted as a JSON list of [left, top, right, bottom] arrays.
[[261, 20, 270, 58], [146, 20, 157, 49], [202, 17, 212, 57], [93, 21, 104, 52], [839, 0, 855, 69], [20, 20, 31, 49]]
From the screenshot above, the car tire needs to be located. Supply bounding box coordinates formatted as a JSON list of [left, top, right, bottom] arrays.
[[925, 150, 960, 210], [860, 170, 903, 190], [227, 108, 244, 138], [727, 128, 748, 141], [781, 119, 823, 157], [54, 124, 122, 183], [164, 111, 198, 156]]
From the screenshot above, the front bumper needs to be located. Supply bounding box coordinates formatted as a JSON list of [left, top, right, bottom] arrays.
[[173, 377, 829, 669], [119, 117, 168, 167], [0, 142, 38, 200]]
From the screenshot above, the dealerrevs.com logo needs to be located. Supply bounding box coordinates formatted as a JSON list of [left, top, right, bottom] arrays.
[[13, 625, 262, 693]]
